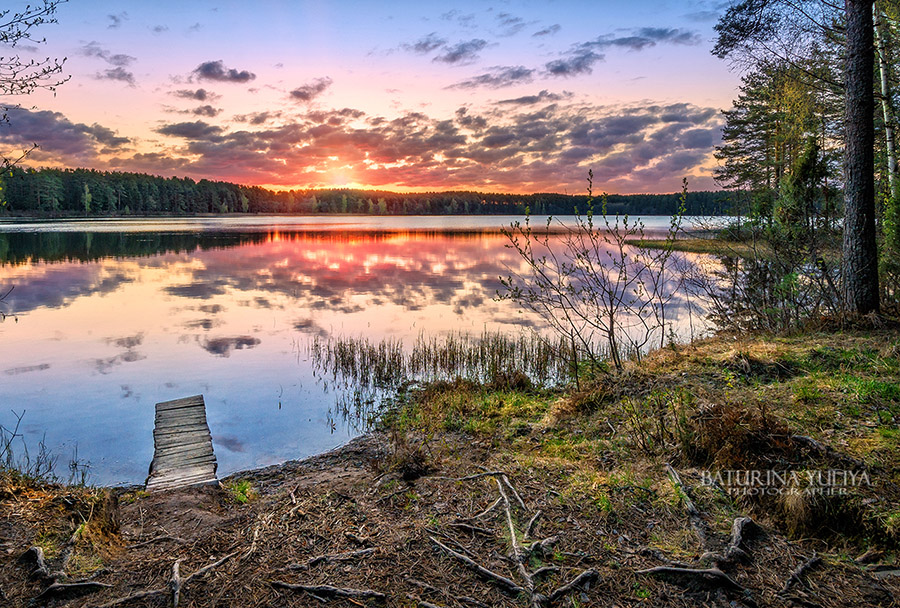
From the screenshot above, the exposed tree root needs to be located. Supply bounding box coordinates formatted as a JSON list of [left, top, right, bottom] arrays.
[[427, 471, 600, 607], [92, 550, 238, 608]]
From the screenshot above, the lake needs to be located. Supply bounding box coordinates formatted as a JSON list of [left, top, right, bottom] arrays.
[[0, 215, 706, 486]]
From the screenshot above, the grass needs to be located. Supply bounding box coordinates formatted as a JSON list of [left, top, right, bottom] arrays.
[[384, 327, 900, 551], [222, 479, 257, 504]]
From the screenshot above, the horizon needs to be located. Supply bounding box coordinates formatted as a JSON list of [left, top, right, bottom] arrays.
[[0, 1, 738, 195]]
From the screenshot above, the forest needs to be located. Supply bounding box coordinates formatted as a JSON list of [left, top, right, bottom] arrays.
[[0, 166, 733, 217]]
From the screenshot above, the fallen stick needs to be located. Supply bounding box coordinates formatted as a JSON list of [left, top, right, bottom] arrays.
[[448, 522, 495, 536], [780, 553, 822, 595], [406, 594, 443, 608], [271, 581, 387, 602], [495, 478, 532, 592], [33, 581, 112, 602], [284, 547, 376, 570], [501, 474, 527, 510], [664, 463, 706, 546], [548, 569, 600, 602], [470, 497, 502, 520], [429, 536, 525, 595]]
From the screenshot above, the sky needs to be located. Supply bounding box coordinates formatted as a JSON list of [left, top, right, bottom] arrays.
[[0, 0, 740, 195]]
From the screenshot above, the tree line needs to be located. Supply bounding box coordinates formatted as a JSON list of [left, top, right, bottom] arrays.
[[0, 166, 733, 217], [712, 0, 900, 314]]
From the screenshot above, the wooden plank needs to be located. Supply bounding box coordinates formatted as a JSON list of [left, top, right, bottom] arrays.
[[155, 395, 205, 411], [146, 394, 218, 493], [153, 443, 215, 458], [153, 427, 210, 439], [148, 464, 218, 484]]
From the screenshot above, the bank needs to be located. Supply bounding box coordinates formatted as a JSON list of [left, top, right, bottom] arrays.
[[2, 327, 900, 607]]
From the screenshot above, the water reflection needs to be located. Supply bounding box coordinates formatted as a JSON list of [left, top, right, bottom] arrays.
[[0, 218, 710, 486], [0, 224, 564, 485]]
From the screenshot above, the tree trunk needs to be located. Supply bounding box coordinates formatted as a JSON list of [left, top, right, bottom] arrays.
[[842, 0, 880, 314], [875, 6, 897, 200]]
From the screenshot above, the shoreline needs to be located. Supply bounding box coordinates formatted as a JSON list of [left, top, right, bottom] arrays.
[[3, 328, 900, 607]]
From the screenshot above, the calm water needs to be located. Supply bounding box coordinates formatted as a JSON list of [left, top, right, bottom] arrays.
[[0, 215, 703, 486]]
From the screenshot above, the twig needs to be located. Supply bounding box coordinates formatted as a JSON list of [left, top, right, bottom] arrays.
[[470, 497, 502, 520], [548, 569, 600, 602], [170, 560, 183, 608], [271, 581, 387, 602], [429, 536, 525, 595], [664, 463, 706, 546], [448, 522, 495, 536], [33, 581, 112, 602], [284, 547, 376, 570], [780, 553, 822, 595], [501, 474, 527, 510], [495, 477, 532, 591]]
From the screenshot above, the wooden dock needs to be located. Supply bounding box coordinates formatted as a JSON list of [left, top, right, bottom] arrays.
[[146, 395, 218, 492]]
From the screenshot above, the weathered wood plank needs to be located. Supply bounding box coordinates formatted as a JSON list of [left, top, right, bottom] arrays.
[[153, 442, 215, 458], [146, 395, 217, 493], [154, 396, 205, 411]]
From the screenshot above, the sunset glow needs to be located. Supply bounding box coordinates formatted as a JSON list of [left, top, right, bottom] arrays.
[[0, 1, 739, 194]]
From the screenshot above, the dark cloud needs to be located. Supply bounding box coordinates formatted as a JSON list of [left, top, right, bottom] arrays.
[[172, 88, 218, 102], [5, 363, 50, 376], [448, 66, 534, 89], [233, 111, 280, 125], [0, 108, 130, 159], [433, 39, 488, 65], [212, 435, 246, 453], [613, 27, 702, 50], [107, 12, 127, 29], [152, 24, 168, 33], [289, 77, 333, 102], [497, 90, 570, 106], [546, 27, 702, 77], [96, 67, 136, 87], [107, 334, 144, 349], [201, 336, 261, 357], [156, 121, 224, 140], [440, 10, 475, 26], [404, 33, 447, 54], [496, 12, 526, 37], [94, 350, 146, 374], [192, 60, 256, 83], [455, 107, 487, 131], [545, 50, 603, 76], [533, 24, 561, 37], [80, 42, 136, 67], [193, 105, 221, 117], [293, 318, 329, 337]]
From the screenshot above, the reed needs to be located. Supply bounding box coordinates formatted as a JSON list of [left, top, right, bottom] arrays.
[[309, 330, 573, 391]]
